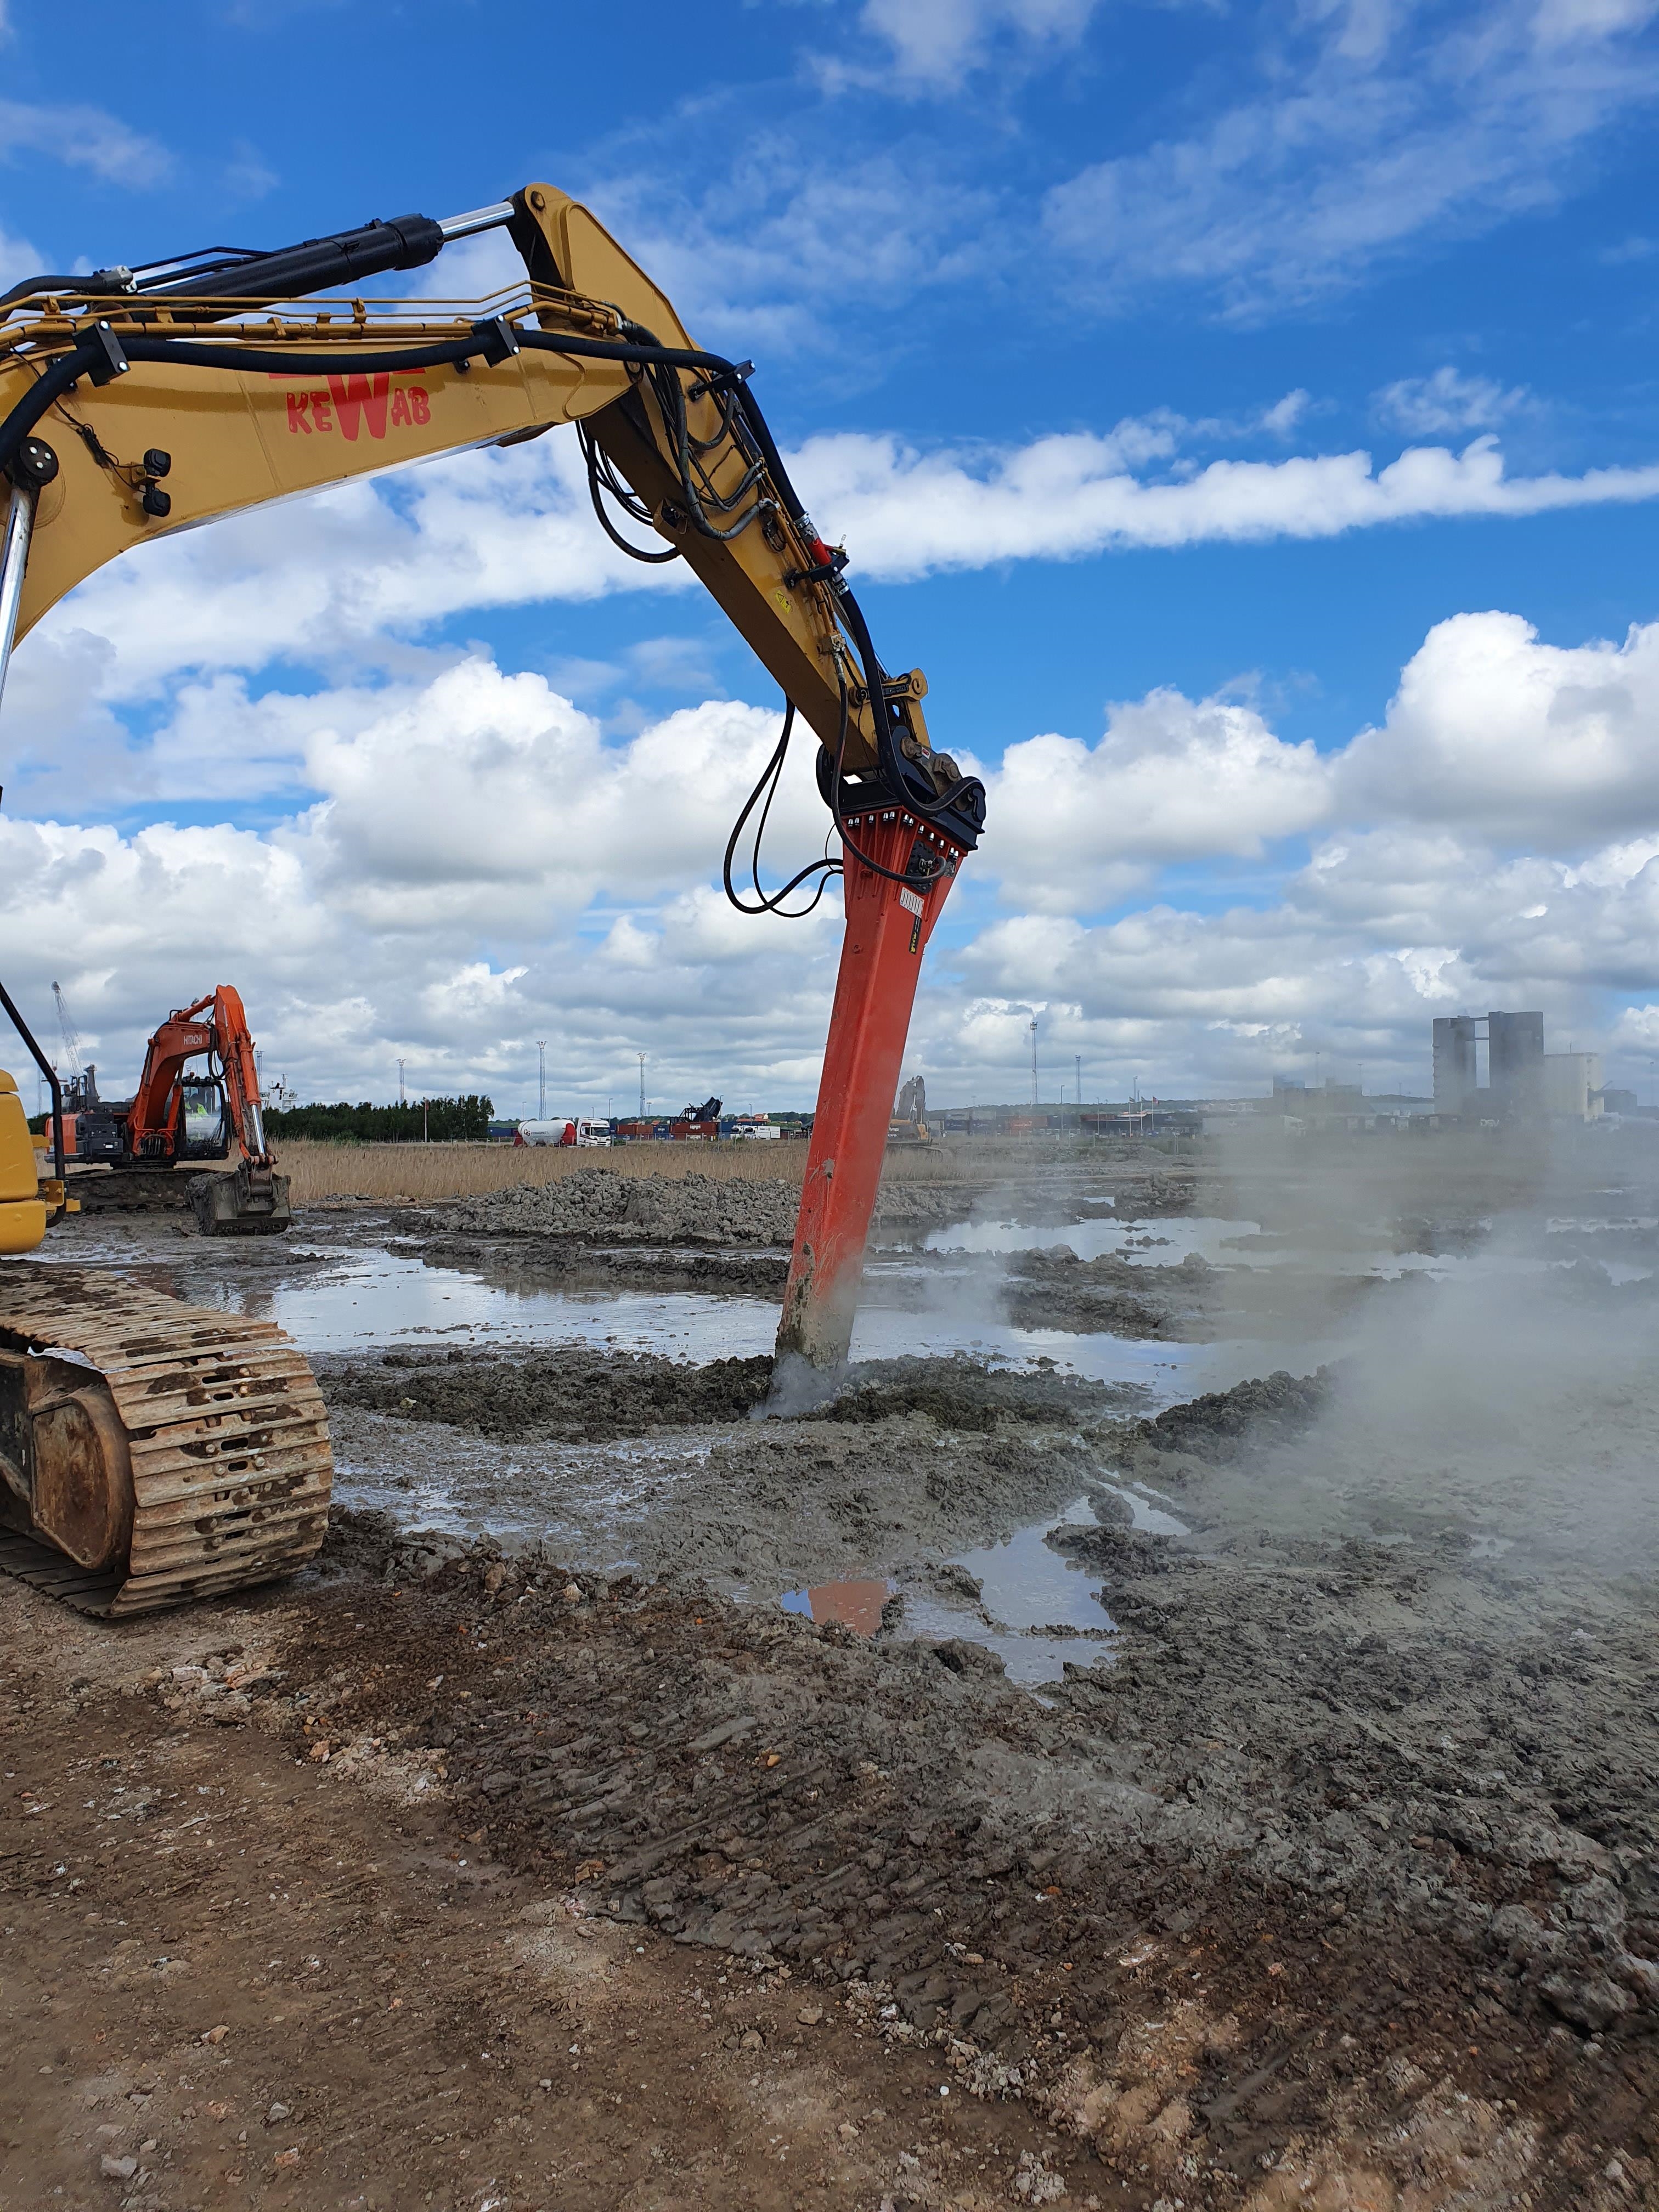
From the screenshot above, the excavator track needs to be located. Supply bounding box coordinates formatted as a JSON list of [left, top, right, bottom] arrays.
[[0, 1266, 331, 1616]]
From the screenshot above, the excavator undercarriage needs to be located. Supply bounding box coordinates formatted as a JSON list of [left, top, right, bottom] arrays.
[[0, 1267, 330, 1614]]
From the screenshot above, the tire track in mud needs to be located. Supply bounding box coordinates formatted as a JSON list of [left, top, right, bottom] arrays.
[[237, 1516, 1659, 2207]]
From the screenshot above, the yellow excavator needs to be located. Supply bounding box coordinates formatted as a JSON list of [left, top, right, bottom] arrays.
[[0, 185, 986, 1615]]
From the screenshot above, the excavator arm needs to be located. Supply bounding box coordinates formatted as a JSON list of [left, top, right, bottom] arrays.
[[0, 183, 988, 1367]]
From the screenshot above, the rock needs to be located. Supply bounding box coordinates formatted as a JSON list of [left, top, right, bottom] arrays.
[[273, 2146, 302, 2169], [200, 2024, 229, 2045], [1487, 1904, 1558, 1965], [932, 1638, 1007, 1678], [562, 1583, 583, 1605], [740, 2028, 764, 2051], [689, 1716, 757, 1753], [483, 1563, 509, 1594], [1384, 2055, 1429, 2098], [797, 2003, 824, 2025], [837, 2121, 860, 2140], [100, 2156, 138, 2180], [266, 2102, 290, 2124], [1541, 1969, 1631, 2033]]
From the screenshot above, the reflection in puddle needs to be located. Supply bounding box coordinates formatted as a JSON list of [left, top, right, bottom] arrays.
[[780, 1578, 893, 1635], [177, 1251, 783, 1360], [920, 1216, 1257, 1267], [898, 1497, 1124, 1687]]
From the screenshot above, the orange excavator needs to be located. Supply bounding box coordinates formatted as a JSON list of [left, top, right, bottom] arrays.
[[0, 180, 986, 1614], [57, 986, 292, 1234]]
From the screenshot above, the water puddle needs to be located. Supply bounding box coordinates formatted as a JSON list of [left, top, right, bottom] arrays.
[[896, 1498, 1122, 1686], [780, 1579, 893, 1634], [122, 1244, 1303, 1405], [174, 1250, 783, 1359], [922, 1216, 1257, 1267], [1098, 1479, 1191, 1537]]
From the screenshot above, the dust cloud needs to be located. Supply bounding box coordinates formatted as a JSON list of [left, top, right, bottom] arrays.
[[1205, 1118, 1659, 1566]]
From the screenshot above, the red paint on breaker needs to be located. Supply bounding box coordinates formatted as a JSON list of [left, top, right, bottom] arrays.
[[776, 806, 968, 1370]]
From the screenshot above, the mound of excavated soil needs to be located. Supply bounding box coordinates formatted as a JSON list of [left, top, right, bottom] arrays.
[[628, 1423, 1103, 1592], [1132, 1364, 1329, 1458], [320, 1345, 776, 1441], [319, 1347, 1138, 1449], [449, 1169, 798, 1246], [398, 1235, 789, 1298]]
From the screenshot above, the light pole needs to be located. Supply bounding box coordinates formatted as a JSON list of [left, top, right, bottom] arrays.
[[637, 1053, 647, 1119], [1029, 1016, 1038, 1121], [538, 1040, 546, 1120], [1075, 1053, 1082, 1138], [397, 1057, 405, 1105]]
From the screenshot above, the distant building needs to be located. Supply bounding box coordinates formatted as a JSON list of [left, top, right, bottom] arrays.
[[1432, 1016, 1480, 1115], [1543, 1052, 1604, 1121], [1259, 1076, 1364, 1116], [1433, 1011, 1545, 1119], [1488, 1011, 1544, 1118]]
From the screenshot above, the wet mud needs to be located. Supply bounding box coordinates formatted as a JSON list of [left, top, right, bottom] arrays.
[[10, 1133, 1659, 2205]]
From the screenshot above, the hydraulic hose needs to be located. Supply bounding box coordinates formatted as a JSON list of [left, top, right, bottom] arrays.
[[0, 323, 756, 483]]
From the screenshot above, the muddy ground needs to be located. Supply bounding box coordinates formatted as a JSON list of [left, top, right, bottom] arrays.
[[6, 1133, 1659, 2210]]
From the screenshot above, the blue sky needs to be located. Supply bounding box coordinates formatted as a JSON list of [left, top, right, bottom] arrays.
[[4, 0, 1659, 1113]]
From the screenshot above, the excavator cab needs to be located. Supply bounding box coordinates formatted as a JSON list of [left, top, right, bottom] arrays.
[[178, 1076, 231, 1162]]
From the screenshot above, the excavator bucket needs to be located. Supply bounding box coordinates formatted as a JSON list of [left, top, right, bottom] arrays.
[[776, 805, 968, 1371], [190, 1160, 294, 1237]]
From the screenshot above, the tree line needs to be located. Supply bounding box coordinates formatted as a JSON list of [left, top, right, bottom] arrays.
[[264, 1096, 494, 1143]]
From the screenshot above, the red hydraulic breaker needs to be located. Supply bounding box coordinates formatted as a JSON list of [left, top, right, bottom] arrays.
[[776, 802, 969, 1370]]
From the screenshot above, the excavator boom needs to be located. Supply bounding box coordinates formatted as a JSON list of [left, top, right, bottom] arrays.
[[0, 179, 988, 1612]]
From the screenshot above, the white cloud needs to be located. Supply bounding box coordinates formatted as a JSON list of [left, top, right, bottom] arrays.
[[985, 691, 1334, 911], [223, 138, 278, 201], [0, 663, 844, 1111], [16, 603, 1659, 1109], [0, 99, 171, 188], [43, 436, 695, 698], [1042, 0, 1659, 316], [855, 0, 1102, 87], [586, 144, 997, 356], [295, 664, 811, 931], [791, 427, 1659, 579], [1338, 612, 1659, 842], [1374, 366, 1534, 437], [0, 220, 41, 288]]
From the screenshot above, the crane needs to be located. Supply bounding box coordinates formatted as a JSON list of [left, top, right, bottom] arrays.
[[0, 181, 986, 1615], [50, 981, 82, 1082]]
